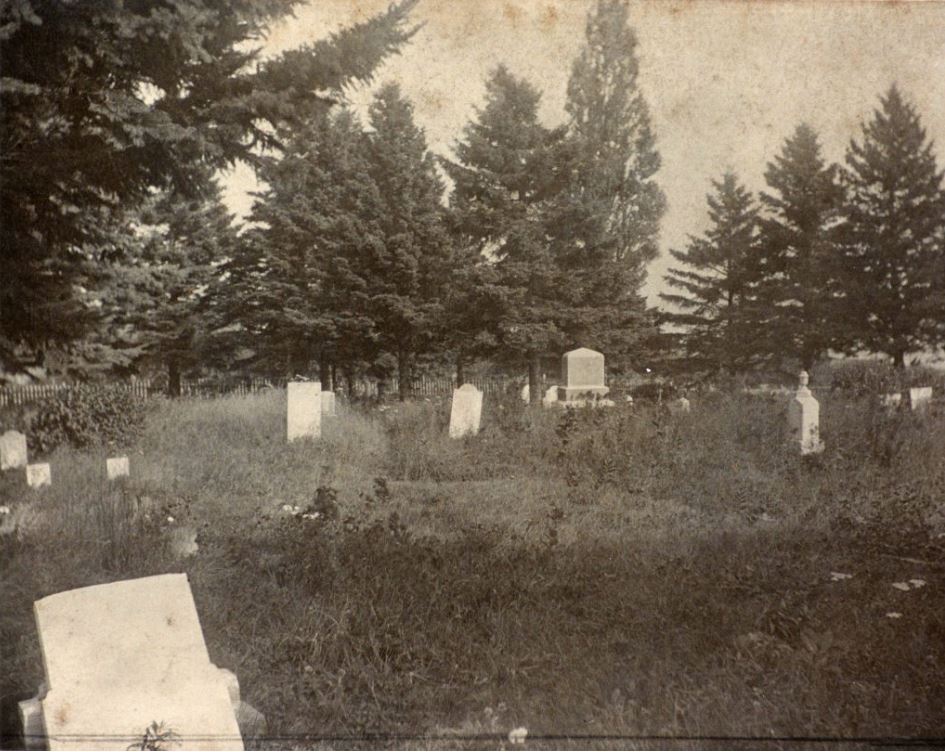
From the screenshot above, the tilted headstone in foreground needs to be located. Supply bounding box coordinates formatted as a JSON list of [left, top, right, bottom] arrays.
[[558, 348, 609, 404], [26, 463, 51, 489], [449, 384, 483, 439], [286, 381, 321, 441], [106, 457, 129, 480], [18, 574, 253, 750], [909, 386, 932, 411], [1, 430, 28, 471], [787, 371, 824, 455]]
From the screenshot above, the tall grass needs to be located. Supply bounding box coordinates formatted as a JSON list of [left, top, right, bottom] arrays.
[[2, 388, 944, 748]]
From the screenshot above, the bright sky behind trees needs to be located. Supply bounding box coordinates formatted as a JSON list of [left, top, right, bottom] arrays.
[[223, 0, 945, 305]]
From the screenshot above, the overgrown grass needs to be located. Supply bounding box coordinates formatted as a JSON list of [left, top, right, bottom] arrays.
[[2, 389, 944, 749]]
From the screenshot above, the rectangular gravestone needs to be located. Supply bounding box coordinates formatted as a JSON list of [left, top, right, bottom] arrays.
[[909, 386, 932, 411], [321, 391, 336, 417], [106, 457, 130, 480], [558, 347, 609, 403], [1, 430, 28, 471], [449, 384, 483, 439], [32, 574, 243, 750], [542, 385, 559, 407], [287, 381, 321, 441], [26, 463, 51, 489]]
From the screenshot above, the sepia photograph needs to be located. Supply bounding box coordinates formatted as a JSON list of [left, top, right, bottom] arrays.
[[1, 0, 945, 749]]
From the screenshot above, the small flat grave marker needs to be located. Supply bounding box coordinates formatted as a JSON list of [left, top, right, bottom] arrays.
[[106, 457, 130, 480], [26, 463, 51, 489], [287, 381, 321, 441], [1, 430, 27, 471], [321, 391, 336, 417], [449, 384, 483, 439], [31, 574, 243, 750]]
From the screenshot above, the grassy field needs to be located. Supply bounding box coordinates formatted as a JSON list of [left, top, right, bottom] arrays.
[[2, 388, 945, 749]]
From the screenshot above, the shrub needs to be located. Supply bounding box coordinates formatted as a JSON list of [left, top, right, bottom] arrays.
[[28, 385, 150, 454]]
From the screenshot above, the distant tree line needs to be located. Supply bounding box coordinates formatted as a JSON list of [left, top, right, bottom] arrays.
[[2, 0, 943, 397]]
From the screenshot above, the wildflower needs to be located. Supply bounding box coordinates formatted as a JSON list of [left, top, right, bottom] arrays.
[[908, 578, 927, 589], [892, 582, 912, 591], [166, 516, 175, 523], [0, 506, 10, 515], [830, 572, 853, 581], [281, 504, 294, 513], [886, 612, 903, 619], [508, 727, 528, 745]]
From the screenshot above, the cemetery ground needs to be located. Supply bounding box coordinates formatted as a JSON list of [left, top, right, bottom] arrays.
[[2, 389, 945, 750]]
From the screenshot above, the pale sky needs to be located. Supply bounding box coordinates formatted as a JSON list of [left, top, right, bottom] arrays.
[[222, 0, 945, 306]]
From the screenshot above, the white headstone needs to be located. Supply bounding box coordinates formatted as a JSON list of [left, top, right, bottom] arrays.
[[106, 457, 129, 480], [321, 390, 336, 417], [520, 383, 530, 403], [542, 385, 559, 407], [882, 392, 902, 409], [1, 430, 27, 471], [787, 371, 823, 455], [909, 386, 933, 411], [670, 396, 691, 414], [31, 574, 243, 750], [26, 463, 51, 489], [287, 381, 321, 441], [558, 347, 609, 403], [449, 384, 483, 439]]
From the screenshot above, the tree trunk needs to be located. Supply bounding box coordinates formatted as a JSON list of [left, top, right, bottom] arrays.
[[893, 350, 906, 369], [167, 359, 182, 398], [319, 359, 331, 390], [345, 369, 355, 399], [331, 363, 338, 393], [528, 355, 540, 406], [397, 349, 410, 402], [455, 352, 465, 386]]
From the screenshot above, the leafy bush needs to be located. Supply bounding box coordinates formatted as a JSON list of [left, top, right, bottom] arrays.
[[819, 359, 945, 395], [28, 385, 150, 454]]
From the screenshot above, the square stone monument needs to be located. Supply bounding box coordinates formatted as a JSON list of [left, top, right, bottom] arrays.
[[557, 348, 609, 403], [20, 574, 245, 750], [287, 381, 321, 441], [1, 430, 28, 471], [106, 457, 130, 480], [26, 463, 51, 489], [787, 371, 824, 455], [449, 384, 483, 439]]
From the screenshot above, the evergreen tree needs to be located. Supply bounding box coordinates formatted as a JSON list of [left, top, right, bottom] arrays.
[[839, 86, 945, 366], [97, 180, 237, 394], [550, 0, 666, 367], [443, 65, 567, 401], [365, 83, 453, 400], [661, 173, 760, 373], [0, 0, 418, 372], [755, 123, 847, 371]]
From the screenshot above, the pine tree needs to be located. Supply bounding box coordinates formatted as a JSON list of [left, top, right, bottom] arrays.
[[839, 86, 945, 367], [0, 0, 418, 372], [96, 180, 238, 394], [365, 83, 453, 400], [443, 65, 567, 401], [661, 173, 760, 374], [755, 123, 847, 371], [239, 108, 389, 384], [550, 0, 666, 368]]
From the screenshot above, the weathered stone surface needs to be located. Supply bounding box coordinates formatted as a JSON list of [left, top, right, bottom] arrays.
[[26, 463, 51, 489], [558, 348, 609, 402], [106, 457, 129, 480], [787, 371, 823, 455], [33, 574, 243, 750], [1, 430, 27, 471], [542, 385, 559, 407], [287, 381, 321, 441], [909, 386, 932, 411], [449, 384, 483, 439], [169, 526, 199, 558], [520, 383, 529, 403]]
